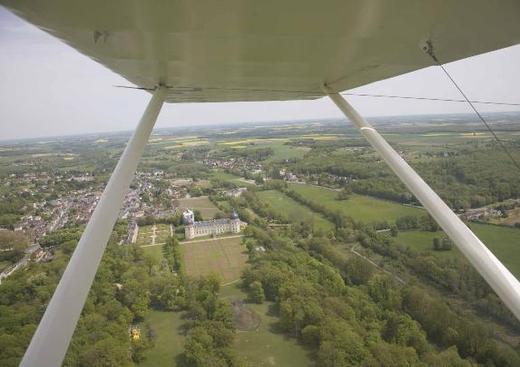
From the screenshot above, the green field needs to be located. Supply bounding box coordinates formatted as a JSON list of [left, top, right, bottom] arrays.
[[221, 284, 313, 367], [138, 311, 185, 367], [180, 236, 247, 284], [210, 170, 256, 187], [396, 223, 520, 277], [177, 196, 220, 219], [257, 190, 334, 232], [260, 142, 309, 162], [218, 138, 309, 163], [289, 183, 423, 224]]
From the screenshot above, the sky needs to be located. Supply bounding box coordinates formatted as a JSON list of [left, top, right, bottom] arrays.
[[1, 7, 519, 140]]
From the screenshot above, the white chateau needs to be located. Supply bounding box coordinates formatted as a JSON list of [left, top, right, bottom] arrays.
[[183, 209, 245, 240]]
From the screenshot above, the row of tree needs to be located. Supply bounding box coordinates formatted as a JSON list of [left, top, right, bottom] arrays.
[[240, 226, 501, 366], [237, 186, 520, 366], [0, 222, 190, 366]]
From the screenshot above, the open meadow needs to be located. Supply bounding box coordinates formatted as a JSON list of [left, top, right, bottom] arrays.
[[180, 236, 247, 284], [396, 223, 520, 277], [137, 283, 312, 367], [220, 284, 313, 367], [137, 311, 185, 367], [257, 190, 334, 232], [289, 183, 423, 224]]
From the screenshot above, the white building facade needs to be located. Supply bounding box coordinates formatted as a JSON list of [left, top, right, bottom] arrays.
[[183, 209, 245, 240]]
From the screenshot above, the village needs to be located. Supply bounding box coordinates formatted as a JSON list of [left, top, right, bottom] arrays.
[[0, 168, 250, 283]]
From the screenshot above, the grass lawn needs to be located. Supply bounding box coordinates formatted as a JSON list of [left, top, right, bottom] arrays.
[[137, 311, 185, 367], [289, 183, 423, 224], [177, 196, 220, 220], [396, 230, 459, 259], [221, 284, 313, 367], [395, 223, 520, 277], [470, 223, 520, 278], [180, 236, 248, 284], [257, 190, 334, 232]]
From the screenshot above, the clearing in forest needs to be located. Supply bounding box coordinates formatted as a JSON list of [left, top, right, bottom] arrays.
[[220, 284, 313, 367]]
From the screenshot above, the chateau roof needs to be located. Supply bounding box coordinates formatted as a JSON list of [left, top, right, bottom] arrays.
[[191, 218, 234, 228]]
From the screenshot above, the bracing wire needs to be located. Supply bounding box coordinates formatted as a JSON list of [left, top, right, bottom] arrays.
[[422, 40, 520, 172], [340, 92, 520, 107]]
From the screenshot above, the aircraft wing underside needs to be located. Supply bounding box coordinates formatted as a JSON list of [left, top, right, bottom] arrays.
[[2, 0, 520, 103]]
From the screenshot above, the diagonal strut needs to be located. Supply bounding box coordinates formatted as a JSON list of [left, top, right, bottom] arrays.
[[324, 85, 520, 322], [21, 87, 166, 367]]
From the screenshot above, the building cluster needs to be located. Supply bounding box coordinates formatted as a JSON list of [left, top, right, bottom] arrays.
[[280, 170, 350, 186], [182, 209, 246, 240], [13, 190, 101, 243], [462, 207, 502, 222], [7, 170, 192, 245], [202, 157, 263, 174], [278, 169, 300, 182], [461, 199, 520, 222], [224, 187, 248, 198]]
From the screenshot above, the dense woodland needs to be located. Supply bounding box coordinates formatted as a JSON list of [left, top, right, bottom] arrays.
[[239, 224, 519, 366], [286, 141, 520, 209], [0, 222, 185, 366], [233, 189, 520, 366]]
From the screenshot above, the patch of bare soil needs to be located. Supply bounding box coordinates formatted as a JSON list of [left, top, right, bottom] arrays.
[[231, 299, 261, 331]]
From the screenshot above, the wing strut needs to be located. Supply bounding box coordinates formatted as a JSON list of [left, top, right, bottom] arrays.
[[21, 87, 166, 367], [324, 85, 520, 321]]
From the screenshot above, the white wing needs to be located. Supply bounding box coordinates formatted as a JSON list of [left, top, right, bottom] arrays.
[[2, 0, 520, 102]]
